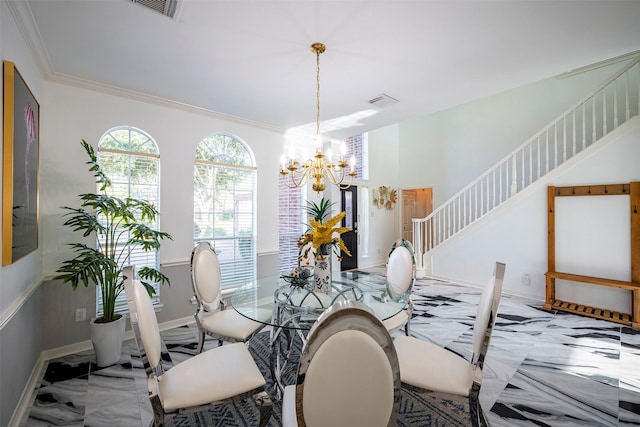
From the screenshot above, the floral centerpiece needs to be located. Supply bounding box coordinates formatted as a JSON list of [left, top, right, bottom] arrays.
[[297, 198, 352, 293]]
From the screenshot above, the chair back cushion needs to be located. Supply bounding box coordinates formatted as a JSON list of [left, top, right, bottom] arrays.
[[386, 245, 414, 299], [132, 279, 163, 368], [295, 300, 400, 427], [303, 330, 394, 426], [471, 262, 506, 366], [471, 277, 494, 365], [191, 242, 222, 311]]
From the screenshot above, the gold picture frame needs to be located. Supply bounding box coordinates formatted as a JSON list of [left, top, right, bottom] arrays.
[[3, 60, 40, 265]]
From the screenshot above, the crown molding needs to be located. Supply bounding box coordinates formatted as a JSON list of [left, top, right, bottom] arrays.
[[6, 0, 52, 76], [47, 72, 284, 133]]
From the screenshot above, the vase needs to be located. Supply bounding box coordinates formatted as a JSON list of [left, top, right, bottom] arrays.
[[90, 314, 126, 367], [314, 244, 332, 294]]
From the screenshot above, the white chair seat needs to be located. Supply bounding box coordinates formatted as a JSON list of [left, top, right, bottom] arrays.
[[394, 335, 474, 397], [160, 342, 266, 411], [124, 265, 272, 425], [199, 308, 271, 341], [191, 242, 268, 352], [366, 301, 409, 332], [381, 310, 409, 332]]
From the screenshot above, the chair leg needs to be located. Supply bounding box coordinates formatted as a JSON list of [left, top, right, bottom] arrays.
[[196, 330, 206, 354], [149, 395, 165, 426], [468, 387, 487, 427], [255, 391, 273, 427]]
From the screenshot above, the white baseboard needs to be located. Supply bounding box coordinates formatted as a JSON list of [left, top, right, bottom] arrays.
[[10, 315, 194, 427], [8, 352, 47, 427]]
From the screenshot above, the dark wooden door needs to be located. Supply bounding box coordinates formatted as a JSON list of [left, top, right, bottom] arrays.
[[340, 186, 358, 271]]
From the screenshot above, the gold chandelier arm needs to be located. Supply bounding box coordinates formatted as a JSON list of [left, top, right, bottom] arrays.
[[280, 166, 311, 188]]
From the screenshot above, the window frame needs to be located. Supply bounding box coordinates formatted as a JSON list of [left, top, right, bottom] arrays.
[[96, 126, 162, 315], [193, 133, 257, 290]]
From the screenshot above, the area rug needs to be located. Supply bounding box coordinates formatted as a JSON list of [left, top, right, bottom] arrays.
[[168, 331, 471, 426]]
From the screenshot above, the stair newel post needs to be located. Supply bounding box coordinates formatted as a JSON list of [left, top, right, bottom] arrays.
[[545, 186, 556, 310], [631, 182, 640, 329]]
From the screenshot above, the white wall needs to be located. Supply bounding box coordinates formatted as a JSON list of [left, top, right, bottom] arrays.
[[0, 3, 45, 426], [427, 118, 640, 312], [0, 1, 44, 319], [398, 62, 627, 207], [41, 81, 285, 274], [361, 124, 401, 267]]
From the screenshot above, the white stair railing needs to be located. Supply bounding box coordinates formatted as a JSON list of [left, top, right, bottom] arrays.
[[413, 56, 640, 272]]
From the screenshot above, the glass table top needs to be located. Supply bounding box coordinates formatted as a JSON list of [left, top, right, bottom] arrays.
[[230, 271, 406, 330]]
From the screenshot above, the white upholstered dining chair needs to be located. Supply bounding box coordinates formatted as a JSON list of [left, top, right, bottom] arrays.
[[366, 239, 416, 336], [282, 300, 401, 427], [190, 241, 271, 353], [382, 239, 416, 335], [123, 265, 272, 427], [393, 261, 506, 426]]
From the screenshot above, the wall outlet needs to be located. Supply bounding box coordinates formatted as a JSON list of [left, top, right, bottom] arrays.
[[521, 273, 531, 286], [75, 308, 87, 322]]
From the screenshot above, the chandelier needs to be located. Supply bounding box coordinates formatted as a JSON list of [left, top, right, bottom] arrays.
[[279, 42, 356, 195]]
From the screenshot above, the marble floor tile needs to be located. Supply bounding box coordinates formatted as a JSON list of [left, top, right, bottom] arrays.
[[20, 272, 640, 426]]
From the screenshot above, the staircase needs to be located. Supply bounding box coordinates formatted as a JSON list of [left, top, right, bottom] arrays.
[[412, 56, 640, 274]]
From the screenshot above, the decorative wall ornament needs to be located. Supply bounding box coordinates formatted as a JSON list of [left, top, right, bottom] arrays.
[[373, 186, 397, 210]]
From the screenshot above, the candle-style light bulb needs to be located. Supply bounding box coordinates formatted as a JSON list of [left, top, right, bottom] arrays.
[[350, 155, 356, 171], [340, 142, 346, 160]]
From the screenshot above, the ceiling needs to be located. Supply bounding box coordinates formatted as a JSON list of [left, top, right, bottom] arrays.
[[11, 0, 640, 139]]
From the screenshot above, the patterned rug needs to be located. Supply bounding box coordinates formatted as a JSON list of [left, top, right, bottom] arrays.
[[168, 331, 471, 426]]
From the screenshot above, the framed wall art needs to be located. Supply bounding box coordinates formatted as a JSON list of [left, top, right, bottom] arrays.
[[3, 60, 40, 265]]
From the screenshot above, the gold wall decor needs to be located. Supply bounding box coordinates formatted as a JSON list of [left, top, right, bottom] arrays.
[[373, 186, 397, 210]]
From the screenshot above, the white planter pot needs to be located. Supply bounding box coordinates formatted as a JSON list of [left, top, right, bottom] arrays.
[[90, 314, 126, 367]]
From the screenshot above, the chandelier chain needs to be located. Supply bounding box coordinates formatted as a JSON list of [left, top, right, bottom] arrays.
[[316, 47, 321, 138], [279, 42, 356, 195]]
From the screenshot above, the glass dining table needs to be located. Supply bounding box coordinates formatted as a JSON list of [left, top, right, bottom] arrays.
[[230, 271, 407, 396]]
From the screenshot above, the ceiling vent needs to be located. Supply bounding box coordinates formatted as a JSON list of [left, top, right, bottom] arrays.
[[368, 93, 399, 108], [131, 0, 179, 19]]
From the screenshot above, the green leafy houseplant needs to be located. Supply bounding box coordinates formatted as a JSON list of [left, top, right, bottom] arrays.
[[303, 197, 334, 223], [54, 140, 172, 323]]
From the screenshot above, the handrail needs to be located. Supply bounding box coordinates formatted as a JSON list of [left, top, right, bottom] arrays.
[[412, 56, 640, 272]]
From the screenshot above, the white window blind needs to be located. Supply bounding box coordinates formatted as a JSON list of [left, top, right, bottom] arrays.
[[97, 127, 161, 314], [345, 133, 368, 180], [279, 181, 304, 272], [194, 134, 257, 289]]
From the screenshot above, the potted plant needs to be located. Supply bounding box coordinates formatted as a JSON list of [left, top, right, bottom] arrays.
[[297, 198, 351, 293], [54, 140, 172, 367]]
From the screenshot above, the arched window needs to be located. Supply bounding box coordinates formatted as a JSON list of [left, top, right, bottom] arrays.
[[194, 133, 257, 288], [97, 126, 162, 311]]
